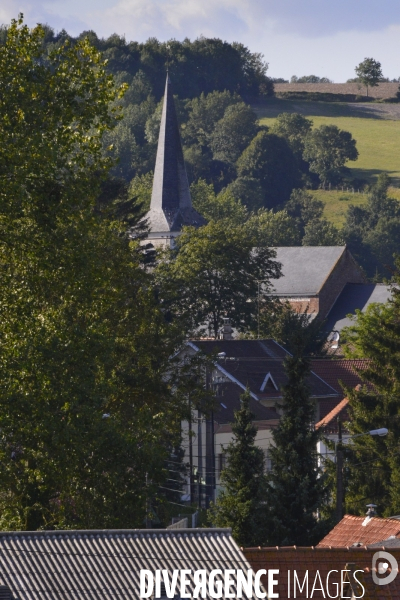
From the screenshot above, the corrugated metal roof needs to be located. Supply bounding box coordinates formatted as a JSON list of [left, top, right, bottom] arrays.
[[270, 246, 346, 296], [0, 529, 259, 600]]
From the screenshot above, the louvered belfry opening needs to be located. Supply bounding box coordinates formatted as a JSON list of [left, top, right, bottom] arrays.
[[0, 585, 13, 600]]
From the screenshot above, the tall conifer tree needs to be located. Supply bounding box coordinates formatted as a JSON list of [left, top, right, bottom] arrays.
[[266, 332, 328, 545], [342, 267, 400, 516], [209, 390, 268, 546]]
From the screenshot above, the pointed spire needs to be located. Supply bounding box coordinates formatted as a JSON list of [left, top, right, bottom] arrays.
[[146, 75, 205, 237]]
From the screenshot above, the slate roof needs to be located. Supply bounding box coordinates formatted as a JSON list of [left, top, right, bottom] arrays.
[[368, 535, 400, 548], [213, 382, 279, 424], [325, 283, 392, 332], [0, 529, 259, 600], [146, 75, 205, 233], [270, 246, 346, 296], [244, 546, 400, 599], [317, 514, 400, 548], [190, 340, 339, 400]]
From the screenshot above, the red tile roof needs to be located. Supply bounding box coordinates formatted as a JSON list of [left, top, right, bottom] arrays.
[[318, 514, 400, 548], [316, 397, 349, 429], [244, 546, 400, 599], [311, 359, 370, 396]]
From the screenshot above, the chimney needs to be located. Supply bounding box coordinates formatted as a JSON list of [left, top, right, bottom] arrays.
[[366, 504, 377, 517], [219, 318, 234, 340]]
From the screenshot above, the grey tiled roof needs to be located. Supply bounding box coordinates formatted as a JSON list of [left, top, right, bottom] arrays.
[[190, 340, 339, 400], [146, 75, 205, 234], [213, 382, 280, 423], [325, 283, 393, 332], [270, 246, 346, 296], [0, 529, 259, 600]]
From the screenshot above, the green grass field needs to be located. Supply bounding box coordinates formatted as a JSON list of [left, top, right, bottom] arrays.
[[254, 99, 400, 226]]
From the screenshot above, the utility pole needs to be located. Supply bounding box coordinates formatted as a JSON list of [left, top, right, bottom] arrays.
[[197, 408, 202, 510], [145, 472, 150, 529], [188, 395, 194, 505], [336, 416, 343, 523]]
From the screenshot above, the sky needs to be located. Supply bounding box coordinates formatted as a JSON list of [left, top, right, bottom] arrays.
[[1, 0, 400, 82]]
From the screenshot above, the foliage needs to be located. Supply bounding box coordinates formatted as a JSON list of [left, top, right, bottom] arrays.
[[0, 15, 200, 530], [286, 189, 324, 236], [270, 113, 313, 160], [302, 218, 343, 245], [210, 102, 259, 165], [303, 124, 358, 185], [208, 391, 268, 546], [155, 220, 281, 338], [266, 331, 329, 545], [342, 174, 400, 278], [340, 274, 400, 516], [237, 131, 300, 209], [128, 171, 154, 213], [355, 58, 383, 96], [291, 75, 333, 83], [245, 210, 300, 247], [260, 302, 329, 357], [190, 180, 247, 224], [226, 177, 265, 212]]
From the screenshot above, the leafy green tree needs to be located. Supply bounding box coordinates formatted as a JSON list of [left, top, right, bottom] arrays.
[[355, 58, 383, 97], [208, 390, 268, 546], [0, 16, 194, 530], [342, 174, 400, 278], [183, 90, 240, 147], [260, 302, 329, 357], [303, 124, 358, 185], [245, 209, 300, 246], [270, 113, 313, 160], [266, 331, 329, 545], [210, 102, 259, 165], [302, 218, 343, 246], [340, 277, 400, 516], [190, 180, 247, 224], [128, 171, 154, 213], [156, 220, 281, 338], [291, 75, 332, 83], [285, 189, 324, 237], [226, 177, 265, 212], [237, 131, 300, 209]]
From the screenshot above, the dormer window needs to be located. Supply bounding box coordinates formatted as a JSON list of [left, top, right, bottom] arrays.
[[260, 372, 278, 392]]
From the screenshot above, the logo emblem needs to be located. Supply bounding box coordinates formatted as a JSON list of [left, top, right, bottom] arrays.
[[372, 551, 399, 585]]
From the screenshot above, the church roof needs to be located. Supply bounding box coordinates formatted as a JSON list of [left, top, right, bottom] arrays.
[[146, 74, 205, 234]]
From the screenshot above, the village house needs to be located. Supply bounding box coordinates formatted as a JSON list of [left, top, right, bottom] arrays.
[[269, 245, 365, 320], [181, 338, 339, 507]]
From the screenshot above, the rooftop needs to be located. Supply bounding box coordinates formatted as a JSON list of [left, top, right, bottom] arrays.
[[325, 283, 392, 332], [244, 546, 400, 599], [311, 358, 369, 395], [146, 74, 205, 234], [0, 528, 257, 600], [270, 246, 346, 296], [317, 514, 400, 548], [190, 340, 339, 400]]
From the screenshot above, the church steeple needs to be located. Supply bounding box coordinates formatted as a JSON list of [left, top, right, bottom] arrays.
[[145, 74, 205, 246]]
